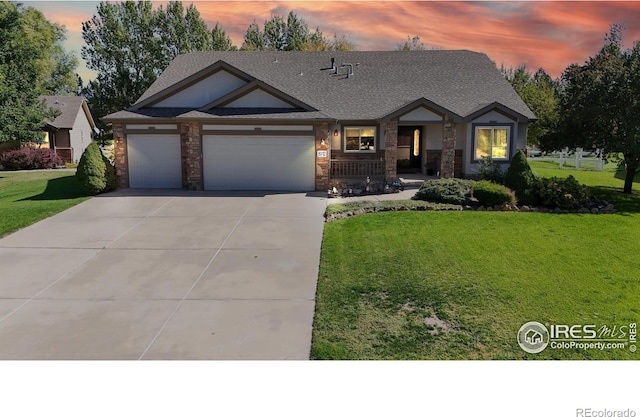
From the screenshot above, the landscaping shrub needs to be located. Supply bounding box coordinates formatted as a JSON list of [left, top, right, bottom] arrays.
[[414, 178, 475, 205], [102, 153, 118, 192], [533, 175, 591, 209], [0, 147, 62, 170], [76, 142, 117, 195], [504, 150, 537, 205], [473, 180, 516, 207], [477, 156, 505, 184]]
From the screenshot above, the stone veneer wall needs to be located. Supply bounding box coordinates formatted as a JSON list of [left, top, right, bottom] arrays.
[[426, 150, 463, 177], [181, 122, 202, 190], [112, 123, 128, 188], [440, 116, 456, 179], [382, 118, 398, 181], [315, 123, 329, 191]]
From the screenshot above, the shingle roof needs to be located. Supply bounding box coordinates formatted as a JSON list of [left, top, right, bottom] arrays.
[[118, 50, 535, 122], [41, 96, 95, 129]]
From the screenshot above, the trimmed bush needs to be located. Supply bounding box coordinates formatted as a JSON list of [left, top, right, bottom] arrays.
[[102, 153, 118, 192], [533, 175, 591, 209], [76, 142, 117, 195], [414, 178, 475, 205], [504, 150, 536, 205], [0, 147, 62, 170], [473, 180, 516, 207]]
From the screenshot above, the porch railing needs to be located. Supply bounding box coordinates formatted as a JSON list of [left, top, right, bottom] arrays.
[[330, 159, 386, 178]]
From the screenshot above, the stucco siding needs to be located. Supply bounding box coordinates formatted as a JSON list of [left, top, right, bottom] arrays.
[[470, 110, 515, 124], [399, 106, 442, 122], [223, 89, 295, 108], [152, 70, 246, 108]]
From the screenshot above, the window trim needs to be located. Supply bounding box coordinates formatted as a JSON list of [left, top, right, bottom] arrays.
[[471, 124, 514, 162], [343, 126, 377, 153]]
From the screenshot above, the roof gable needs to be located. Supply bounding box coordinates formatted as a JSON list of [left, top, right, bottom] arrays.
[[223, 89, 293, 108], [199, 80, 315, 111], [466, 102, 534, 123], [41, 96, 96, 130], [151, 69, 247, 108], [132, 61, 255, 109]]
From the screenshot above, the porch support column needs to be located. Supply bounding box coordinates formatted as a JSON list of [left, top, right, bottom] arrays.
[[315, 123, 330, 191], [181, 122, 202, 190], [383, 118, 398, 181], [441, 115, 456, 178], [112, 122, 129, 188]]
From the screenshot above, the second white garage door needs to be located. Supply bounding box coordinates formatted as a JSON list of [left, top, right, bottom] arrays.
[[203, 135, 315, 191]]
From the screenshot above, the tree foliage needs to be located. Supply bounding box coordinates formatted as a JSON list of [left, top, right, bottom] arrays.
[[504, 150, 537, 205], [0, 2, 77, 144], [241, 11, 355, 51], [503, 65, 559, 148], [396, 35, 428, 51], [544, 24, 640, 193], [211, 23, 236, 51], [81, 0, 236, 141]]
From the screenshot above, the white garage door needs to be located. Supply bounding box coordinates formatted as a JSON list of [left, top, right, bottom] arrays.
[[127, 134, 182, 188], [203, 135, 315, 191]]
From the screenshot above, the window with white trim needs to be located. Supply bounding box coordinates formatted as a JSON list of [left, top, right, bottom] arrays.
[[345, 127, 376, 152], [474, 126, 510, 160]]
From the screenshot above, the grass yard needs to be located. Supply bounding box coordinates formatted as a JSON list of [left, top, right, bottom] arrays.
[[0, 170, 89, 238], [311, 162, 639, 359]]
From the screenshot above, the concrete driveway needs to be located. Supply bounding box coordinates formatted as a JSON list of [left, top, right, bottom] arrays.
[[0, 189, 327, 359]]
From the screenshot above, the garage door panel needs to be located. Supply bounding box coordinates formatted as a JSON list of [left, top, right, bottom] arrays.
[[128, 134, 182, 189], [203, 135, 314, 191]]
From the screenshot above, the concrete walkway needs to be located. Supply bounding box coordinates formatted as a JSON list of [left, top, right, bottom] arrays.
[[0, 189, 326, 359], [326, 188, 419, 204]]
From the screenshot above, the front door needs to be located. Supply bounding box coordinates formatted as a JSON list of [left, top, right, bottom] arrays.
[[398, 126, 422, 173]]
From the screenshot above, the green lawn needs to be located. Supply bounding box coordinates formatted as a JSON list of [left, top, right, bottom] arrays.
[[311, 163, 639, 359], [0, 170, 90, 238]]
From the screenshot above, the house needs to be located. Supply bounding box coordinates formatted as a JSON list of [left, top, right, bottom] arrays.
[[103, 51, 535, 191], [42, 96, 98, 164]]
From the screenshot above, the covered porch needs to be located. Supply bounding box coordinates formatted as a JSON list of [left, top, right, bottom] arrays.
[[326, 112, 461, 188]]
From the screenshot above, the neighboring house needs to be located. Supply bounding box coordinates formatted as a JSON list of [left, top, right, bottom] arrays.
[[42, 96, 98, 164], [103, 51, 535, 191]]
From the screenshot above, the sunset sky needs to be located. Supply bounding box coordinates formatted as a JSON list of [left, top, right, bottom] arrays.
[[25, 1, 640, 82]]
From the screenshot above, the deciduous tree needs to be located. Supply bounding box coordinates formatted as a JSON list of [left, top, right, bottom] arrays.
[[546, 24, 640, 193], [0, 2, 76, 144], [241, 11, 355, 51], [503, 65, 559, 148], [396, 35, 427, 51], [81, 0, 235, 140]]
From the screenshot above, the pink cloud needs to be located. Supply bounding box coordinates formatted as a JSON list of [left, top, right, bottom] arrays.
[[28, 1, 640, 80]]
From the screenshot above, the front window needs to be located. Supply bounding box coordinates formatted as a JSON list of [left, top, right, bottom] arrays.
[[345, 127, 376, 152], [475, 127, 510, 160]]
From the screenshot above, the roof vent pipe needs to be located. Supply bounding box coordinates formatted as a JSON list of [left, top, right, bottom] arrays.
[[340, 63, 354, 78]]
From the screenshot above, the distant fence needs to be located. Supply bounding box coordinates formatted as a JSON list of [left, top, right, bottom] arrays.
[[531, 148, 604, 171]]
